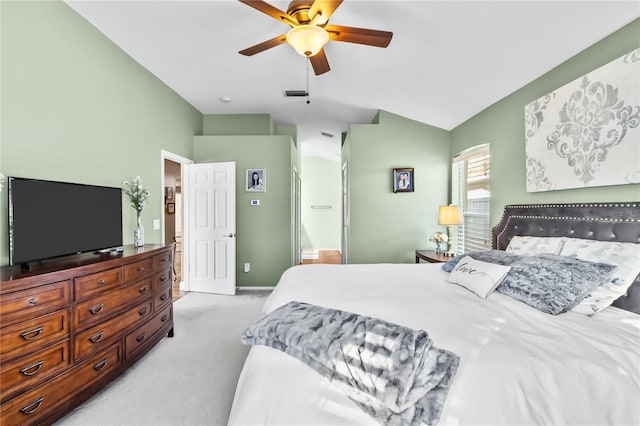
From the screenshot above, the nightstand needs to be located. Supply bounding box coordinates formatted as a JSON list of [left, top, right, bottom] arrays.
[[415, 250, 451, 263]]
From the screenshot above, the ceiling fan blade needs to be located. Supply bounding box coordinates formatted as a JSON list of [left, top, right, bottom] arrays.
[[239, 34, 287, 56], [308, 0, 343, 24], [325, 25, 393, 48], [238, 0, 298, 27], [310, 49, 330, 75]]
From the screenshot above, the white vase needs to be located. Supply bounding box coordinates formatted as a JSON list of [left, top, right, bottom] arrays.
[[134, 214, 144, 247]]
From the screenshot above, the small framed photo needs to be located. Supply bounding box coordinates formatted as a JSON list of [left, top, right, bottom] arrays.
[[246, 169, 266, 192], [393, 168, 414, 193], [166, 202, 175, 214], [165, 186, 173, 200]]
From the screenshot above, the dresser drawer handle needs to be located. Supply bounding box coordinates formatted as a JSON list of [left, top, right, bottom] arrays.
[[20, 326, 44, 341], [93, 358, 109, 371], [138, 285, 149, 294], [97, 279, 106, 286], [160, 276, 168, 282], [160, 294, 168, 301], [88, 304, 105, 315], [136, 332, 146, 343], [137, 267, 145, 272], [138, 307, 148, 316], [161, 314, 169, 322], [19, 397, 45, 415], [20, 360, 44, 376], [28, 298, 38, 306], [89, 331, 104, 344]]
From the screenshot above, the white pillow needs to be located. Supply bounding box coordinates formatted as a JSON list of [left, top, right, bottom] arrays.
[[505, 236, 565, 255], [559, 238, 640, 315], [446, 256, 511, 298]]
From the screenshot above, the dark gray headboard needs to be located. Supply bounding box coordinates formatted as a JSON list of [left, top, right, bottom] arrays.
[[491, 202, 640, 314]]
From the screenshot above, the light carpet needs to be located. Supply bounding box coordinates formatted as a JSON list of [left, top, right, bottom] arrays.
[[56, 290, 270, 426]]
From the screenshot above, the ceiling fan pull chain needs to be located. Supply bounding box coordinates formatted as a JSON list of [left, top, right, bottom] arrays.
[[306, 58, 311, 104]]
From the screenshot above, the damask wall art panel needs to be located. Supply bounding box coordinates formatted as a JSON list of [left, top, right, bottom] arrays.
[[524, 48, 640, 192]]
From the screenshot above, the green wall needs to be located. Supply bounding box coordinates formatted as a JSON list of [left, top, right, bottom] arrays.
[[203, 114, 274, 136], [0, 1, 201, 265], [193, 135, 298, 287], [301, 156, 341, 250], [343, 111, 451, 264], [451, 19, 640, 227]]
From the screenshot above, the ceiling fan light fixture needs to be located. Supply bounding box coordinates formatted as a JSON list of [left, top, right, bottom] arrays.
[[286, 25, 329, 57]]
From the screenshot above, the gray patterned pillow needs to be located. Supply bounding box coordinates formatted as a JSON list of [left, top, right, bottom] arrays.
[[496, 254, 616, 314], [441, 251, 616, 314]]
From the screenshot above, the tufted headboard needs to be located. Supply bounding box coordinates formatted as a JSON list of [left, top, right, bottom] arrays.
[[491, 202, 640, 314]]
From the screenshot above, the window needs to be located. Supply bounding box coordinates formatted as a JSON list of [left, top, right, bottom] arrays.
[[451, 144, 490, 254]]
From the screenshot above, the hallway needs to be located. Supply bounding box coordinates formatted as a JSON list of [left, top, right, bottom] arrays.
[[301, 250, 342, 265]]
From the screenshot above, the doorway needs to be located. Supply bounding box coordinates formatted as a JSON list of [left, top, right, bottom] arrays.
[[161, 150, 193, 301]]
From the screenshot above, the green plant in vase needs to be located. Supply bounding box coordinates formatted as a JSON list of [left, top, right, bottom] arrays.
[[123, 176, 150, 247]]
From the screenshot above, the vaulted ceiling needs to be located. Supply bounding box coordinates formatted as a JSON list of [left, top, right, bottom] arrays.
[[65, 1, 639, 159]]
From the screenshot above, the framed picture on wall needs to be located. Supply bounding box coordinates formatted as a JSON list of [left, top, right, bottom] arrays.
[[166, 202, 175, 214], [246, 169, 266, 192], [165, 186, 173, 200], [393, 168, 414, 193]]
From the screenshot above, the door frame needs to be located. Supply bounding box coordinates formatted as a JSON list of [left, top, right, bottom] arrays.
[[160, 150, 193, 291]]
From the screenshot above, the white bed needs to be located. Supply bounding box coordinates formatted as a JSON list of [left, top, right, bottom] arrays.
[[228, 203, 640, 425]]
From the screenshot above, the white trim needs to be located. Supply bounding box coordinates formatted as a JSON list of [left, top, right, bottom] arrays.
[[236, 286, 274, 291]]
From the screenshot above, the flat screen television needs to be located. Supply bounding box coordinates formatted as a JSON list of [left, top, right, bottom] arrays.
[[9, 177, 123, 266]]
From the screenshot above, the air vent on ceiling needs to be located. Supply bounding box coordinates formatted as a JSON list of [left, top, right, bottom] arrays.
[[321, 132, 334, 138], [284, 90, 308, 97]]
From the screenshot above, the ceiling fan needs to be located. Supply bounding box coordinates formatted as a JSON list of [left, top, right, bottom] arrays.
[[238, 0, 393, 75]]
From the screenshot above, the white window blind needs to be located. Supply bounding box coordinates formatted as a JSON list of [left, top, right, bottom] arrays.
[[452, 145, 490, 254]]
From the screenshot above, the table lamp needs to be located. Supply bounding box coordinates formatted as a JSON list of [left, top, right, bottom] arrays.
[[438, 205, 463, 256]]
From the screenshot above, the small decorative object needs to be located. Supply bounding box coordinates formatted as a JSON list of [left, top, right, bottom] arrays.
[[438, 204, 463, 255], [123, 176, 150, 247], [430, 232, 448, 254], [393, 168, 414, 192], [246, 169, 265, 192]]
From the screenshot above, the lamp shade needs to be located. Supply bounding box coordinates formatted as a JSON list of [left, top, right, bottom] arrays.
[[286, 25, 329, 57], [438, 205, 463, 225]]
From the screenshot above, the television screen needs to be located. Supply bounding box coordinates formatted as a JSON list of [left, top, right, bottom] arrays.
[[9, 177, 123, 265]]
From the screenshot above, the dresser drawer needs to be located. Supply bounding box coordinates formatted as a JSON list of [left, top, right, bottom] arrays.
[[153, 250, 172, 271], [74, 267, 123, 301], [154, 281, 172, 312], [1, 309, 69, 359], [74, 277, 153, 330], [124, 258, 153, 284], [0, 281, 71, 326], [125, 305, 172, 358], [74, 300, 153, 361], [0, 343, 121, 426], [0, 340, 70, 401]]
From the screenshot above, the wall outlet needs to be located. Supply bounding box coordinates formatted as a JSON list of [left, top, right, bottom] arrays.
[[244, 263, 250, 273]]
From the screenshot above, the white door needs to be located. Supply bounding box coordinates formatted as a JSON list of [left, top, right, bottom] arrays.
[[186, 162, 236, 295]]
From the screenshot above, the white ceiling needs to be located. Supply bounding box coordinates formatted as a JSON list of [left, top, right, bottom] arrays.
[[65, 0, 639, 160]]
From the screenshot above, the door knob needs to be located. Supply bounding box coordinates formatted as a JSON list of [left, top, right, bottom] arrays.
[[223, 233, 235, 238]]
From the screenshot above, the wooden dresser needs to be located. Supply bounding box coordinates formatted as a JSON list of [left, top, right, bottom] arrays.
[[0, 244, 174, 425]]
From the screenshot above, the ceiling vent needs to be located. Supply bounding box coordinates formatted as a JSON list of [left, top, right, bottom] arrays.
[[321, 131, 334, 138], [284, 90, 308, 97]]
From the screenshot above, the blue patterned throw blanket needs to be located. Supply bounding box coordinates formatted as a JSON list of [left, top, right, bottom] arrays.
[[241, 301, 460, 425]]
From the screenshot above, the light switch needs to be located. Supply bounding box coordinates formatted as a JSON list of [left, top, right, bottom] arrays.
[[153, 219, 160, 230]]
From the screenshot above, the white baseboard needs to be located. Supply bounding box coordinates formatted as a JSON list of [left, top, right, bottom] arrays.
[[236, 286, 274, 291]]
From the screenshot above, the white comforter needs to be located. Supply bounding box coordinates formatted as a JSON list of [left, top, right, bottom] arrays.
[[228, 263, 640, 426]]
